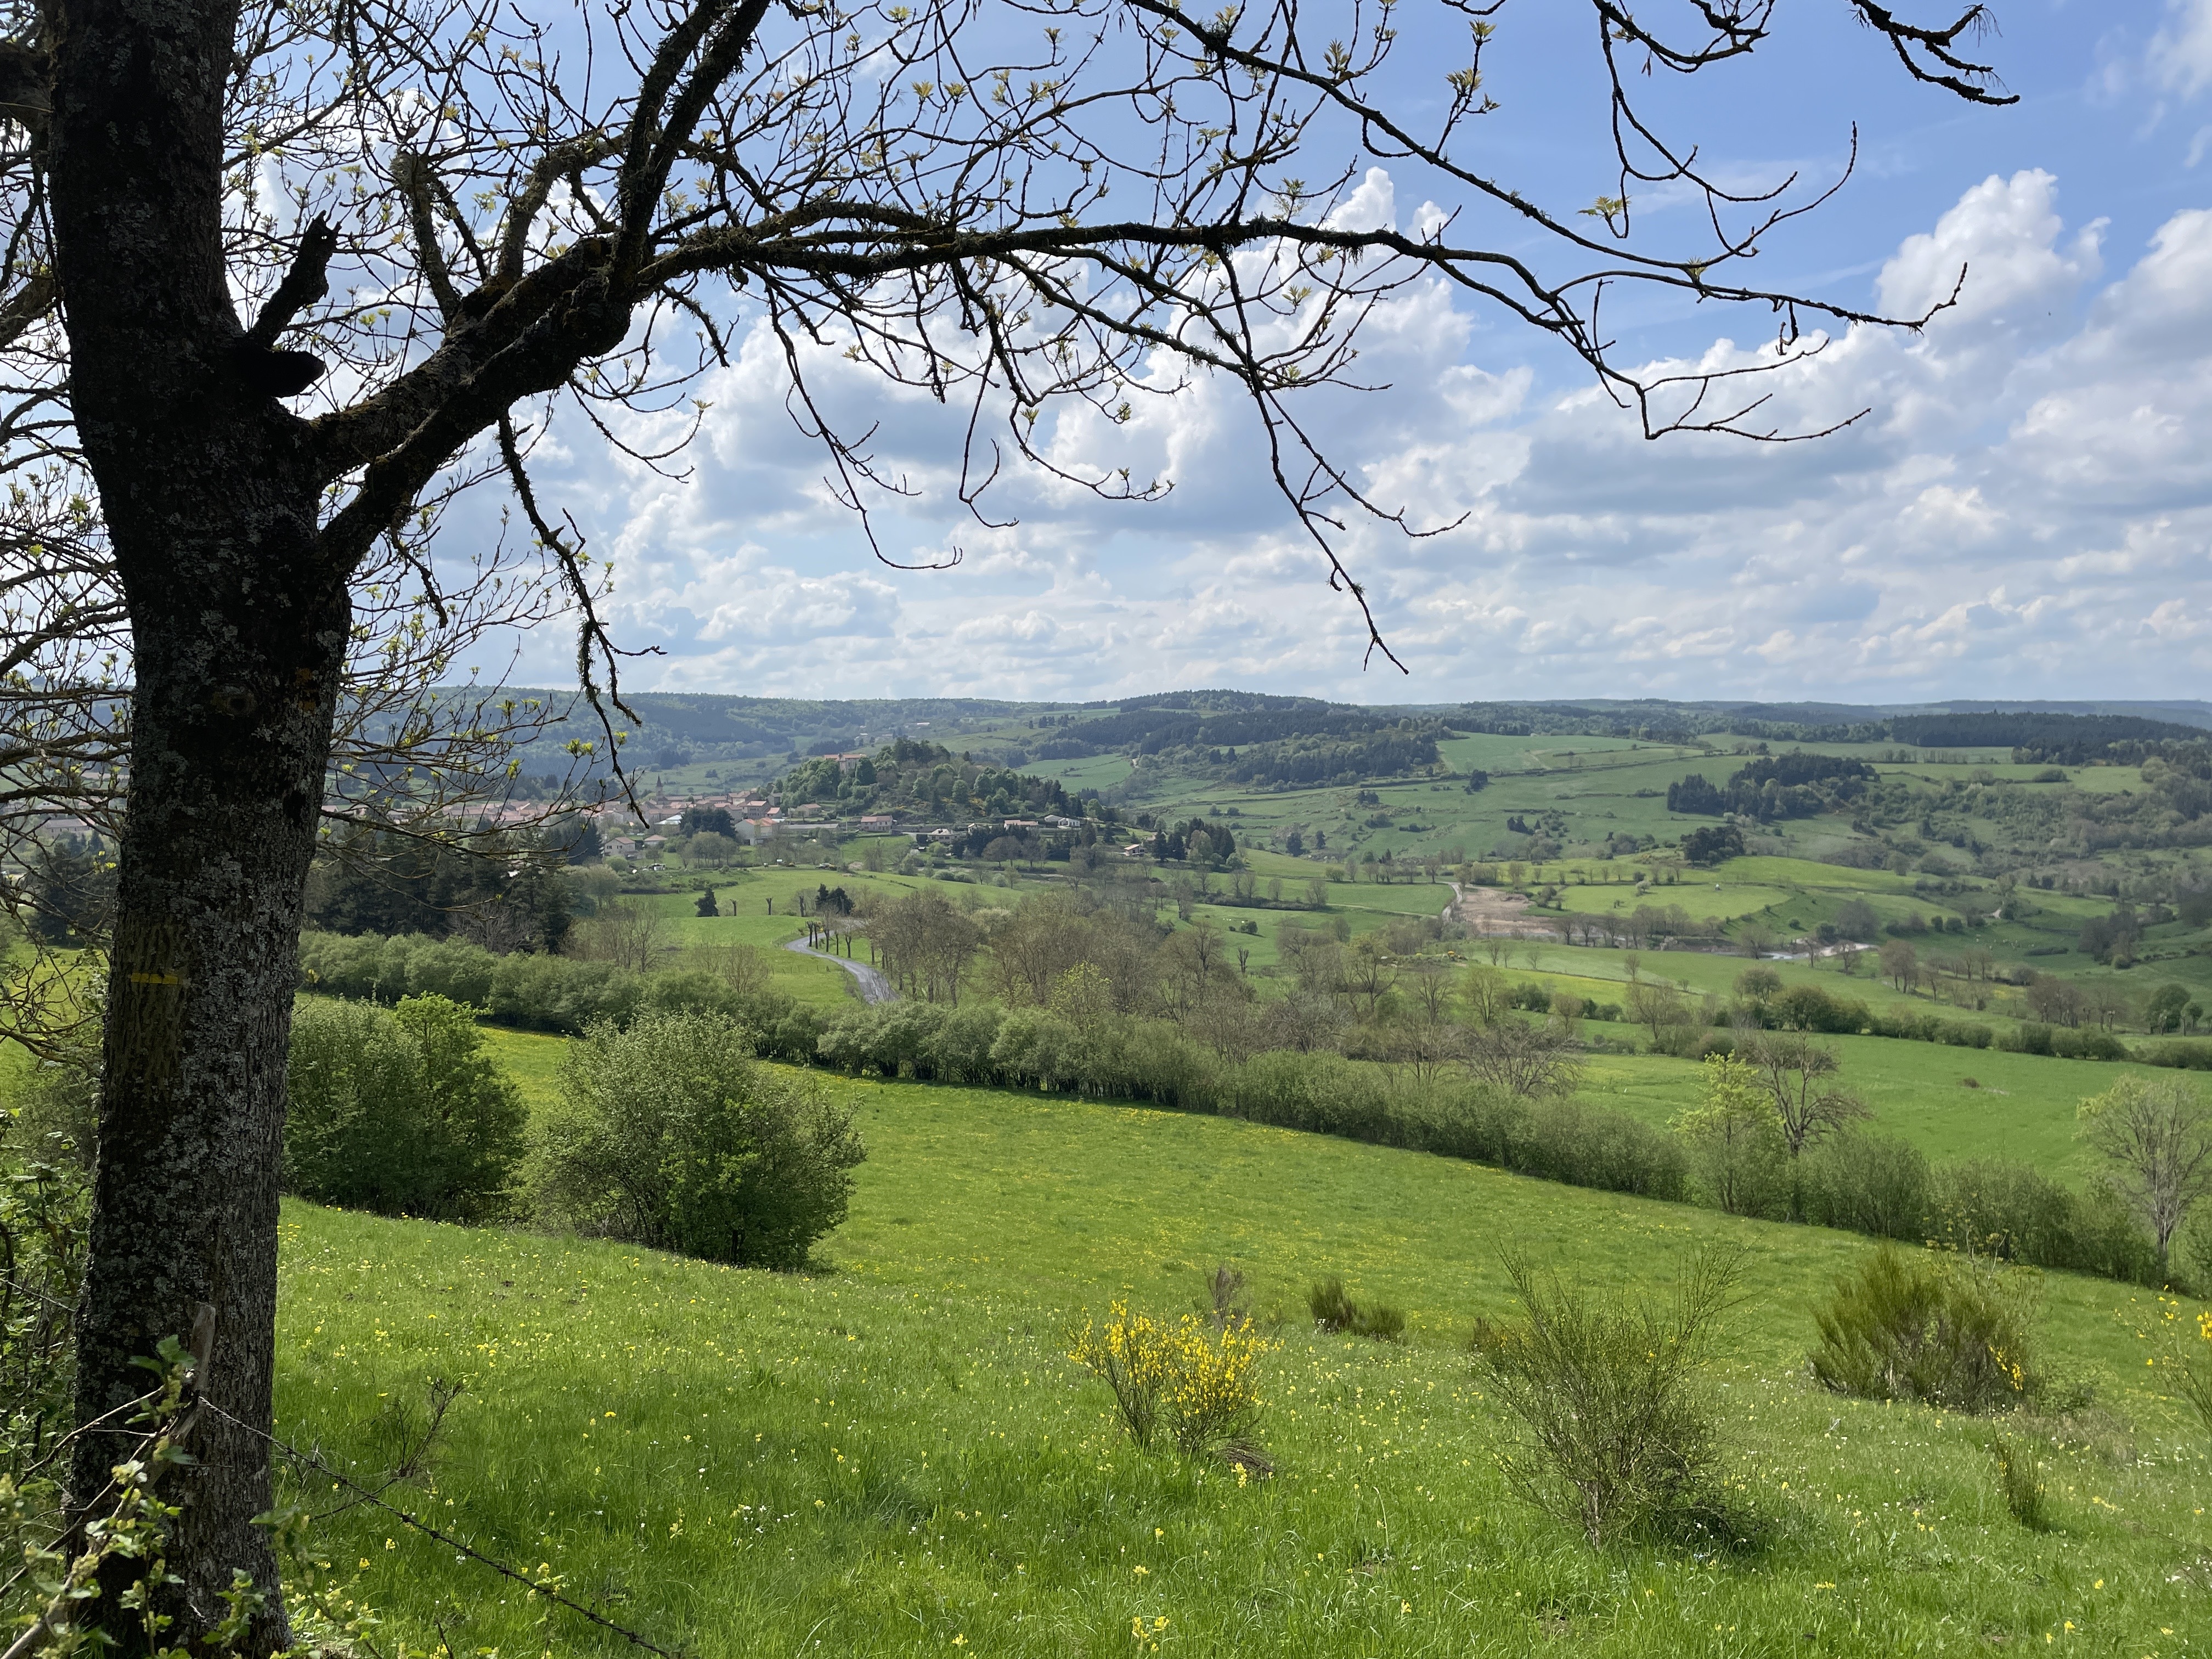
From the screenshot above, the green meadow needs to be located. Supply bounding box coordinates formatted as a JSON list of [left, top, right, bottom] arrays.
[[276, 1067, 2212, 1658], [244, 705, 2212, 1652], [1570, 1030, 2165, 1185]]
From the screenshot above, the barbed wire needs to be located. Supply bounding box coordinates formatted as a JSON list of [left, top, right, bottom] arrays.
[[201, 1401, 681, 1659]]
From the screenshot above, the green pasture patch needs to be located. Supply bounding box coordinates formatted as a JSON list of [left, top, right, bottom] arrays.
[[2033, 769, 2143, 797], [1319, 878, 1456, 916], [1547, 881, 1799, 926], [1182, 905, 1290, 970], [477, 1024, 566, 1107], [1026, 752, 1135, 789], [1711, 857, 1918, 895], [1573, 1034, 2167, 1183], [1465, 942, 1852, 1002], [1435, 732, 1654, 774], [274, 1077, 2210, 1657], [1239, 848, 1335, 881]]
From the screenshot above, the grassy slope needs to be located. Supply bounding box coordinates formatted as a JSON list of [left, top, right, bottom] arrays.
[[279, 1061, 2211, 1657]]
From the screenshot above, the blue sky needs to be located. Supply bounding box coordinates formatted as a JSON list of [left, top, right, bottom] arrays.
[[492, 1, 2212, 707]]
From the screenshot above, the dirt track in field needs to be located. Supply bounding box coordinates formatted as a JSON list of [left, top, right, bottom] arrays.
[[1447, 883, 1559, 937]]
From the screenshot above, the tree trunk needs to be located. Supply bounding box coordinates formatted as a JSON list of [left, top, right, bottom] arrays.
[[70, 579, 345, 1652], [50, 2, 348, 1648]]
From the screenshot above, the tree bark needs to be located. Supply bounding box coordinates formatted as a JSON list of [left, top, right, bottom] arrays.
[[51, 1, 346, 1649]]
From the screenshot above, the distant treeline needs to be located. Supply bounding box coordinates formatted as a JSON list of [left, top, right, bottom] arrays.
[[1049, 703, 1424, 754], [1666, 751, 1875, 820], [509, 692, 1037, 771], [303, 827, 582, 952], [1023, 703, 1452, 787], [1889, 710, 2205, 759], [1223, 726, 1442, 787]]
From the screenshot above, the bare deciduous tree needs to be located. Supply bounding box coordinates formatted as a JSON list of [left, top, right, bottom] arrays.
[[872, 887, 984, 1002], [3, 0, 2009, 1640], [1735, 1028, 1870, 1160], [568, 896, 670, 973], [2079, 1075, 2212, 1271], [1626, 977, 1698, 1052], [1464, 1017, 1583, 1101]]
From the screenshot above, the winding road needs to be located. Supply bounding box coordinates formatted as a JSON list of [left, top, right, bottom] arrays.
[[782, 936, 895, 1005]]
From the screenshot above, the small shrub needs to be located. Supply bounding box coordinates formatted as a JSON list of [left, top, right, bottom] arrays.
[[529, 1009, 864, 1268], [1163, 1316, 1275, 1453], [1307, 1276, 1405, 1340], [1068, 1301, 1175, 1446], [0, 1121, 86, 1485], [1069, 1302, 1274, 1453], [8, 1052, 99, 1171], [1472, 1244, 1745, 1548], [1989, 1433, 2050, 1530], [1809, 1245, 2040, 1414], [1202, 1263, 1249, 1329]]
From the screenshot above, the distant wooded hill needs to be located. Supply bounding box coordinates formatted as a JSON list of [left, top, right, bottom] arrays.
[[1886, 710, 2208, 760], [476, 689, 2212, 791]]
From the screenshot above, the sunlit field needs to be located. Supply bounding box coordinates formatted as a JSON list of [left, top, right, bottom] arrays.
[[275, 1069, 2211, 1657]]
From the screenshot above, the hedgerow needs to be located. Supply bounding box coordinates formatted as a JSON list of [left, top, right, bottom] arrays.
[[296, 930, 2175, 1290]]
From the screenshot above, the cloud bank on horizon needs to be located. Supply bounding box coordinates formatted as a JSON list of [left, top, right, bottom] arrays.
[[496, 3, 2212, 708]]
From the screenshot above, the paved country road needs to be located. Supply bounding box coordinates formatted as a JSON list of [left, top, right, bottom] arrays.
[[782, 936, 895, 1004]]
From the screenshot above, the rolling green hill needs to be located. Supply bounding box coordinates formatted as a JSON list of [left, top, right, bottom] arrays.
[[275, 1067, 2211, 1657]]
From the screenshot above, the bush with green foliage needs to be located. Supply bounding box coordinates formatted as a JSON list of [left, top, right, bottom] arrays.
[[2146, 1040, 2212, 1073], [8, 1053, 99, 1172], [1672, 1054, 1790, 1220], [2180, 1207, 2212, 1296], [1928, 1159, 2159, 1284], [529, 1011, 865, 1268], [1809, 1246, 2040, 1414], [1472, 1245, 1745, 1548], [2000, 1023, 2129, 1062], [1866, 1008, 1995, 1049], [285, 995, 528, 1221], [1306, 1276, 1404, 1340], [1799, 1134, 1931, 1239]]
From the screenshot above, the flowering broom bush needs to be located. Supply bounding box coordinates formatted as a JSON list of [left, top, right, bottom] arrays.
[[1069, 1302, 1274, 1454], [2182, 1307, 2212, 1442]]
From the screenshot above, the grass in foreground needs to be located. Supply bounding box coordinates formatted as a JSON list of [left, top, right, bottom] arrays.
[[277, 1075, 2211, 1657]]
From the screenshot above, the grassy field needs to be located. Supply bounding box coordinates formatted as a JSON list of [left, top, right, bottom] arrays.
[[1572, 1029, 2159, 1184], [275, 1069, 2212, 1658], [1463, 940, 1992, 1025]]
